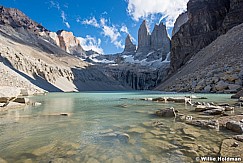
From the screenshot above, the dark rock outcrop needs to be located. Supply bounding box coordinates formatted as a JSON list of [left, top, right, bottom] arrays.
[[231, 89, 243, 99], [222, 0, 243, 32], [123, 34, 136, 53], [137, 20, 151, 53], [172, 12, 188, 36], [0, 6, 46, 33], [171, 0, 231, 72]]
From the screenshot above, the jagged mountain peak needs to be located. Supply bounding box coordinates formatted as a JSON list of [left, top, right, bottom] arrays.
[[123, 34, 136, 54], [0, 5, 47, 33]]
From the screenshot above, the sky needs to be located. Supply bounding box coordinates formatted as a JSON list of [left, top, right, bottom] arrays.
[[1, 0, 189, 54]]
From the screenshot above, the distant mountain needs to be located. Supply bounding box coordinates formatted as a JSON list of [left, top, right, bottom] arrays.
[[0, 6, 131, 92], [0, 5, 173, 91], [48, 20, 172, 90]]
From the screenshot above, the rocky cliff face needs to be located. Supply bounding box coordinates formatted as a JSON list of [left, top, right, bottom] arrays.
[[151, 23, 170, 53], [172, 12, 188, 36], [171, 0, 243, 73], [0, 6, 70, 56], [171, 0, 230, 72], [0, 6, 46, 33], [57, 30, 85, 56], [124, 20, 171, 62], [222, 0, 243, 32], [104, 20, 171, 89], [137, 20, 151, 53], [49, 30, 86, 57], [123, 34, 136, 54]]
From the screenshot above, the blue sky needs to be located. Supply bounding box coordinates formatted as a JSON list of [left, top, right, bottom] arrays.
[[1, 0, 188, 54]]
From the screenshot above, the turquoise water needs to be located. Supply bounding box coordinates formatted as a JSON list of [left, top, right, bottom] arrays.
[[0, 91, 238, 162]]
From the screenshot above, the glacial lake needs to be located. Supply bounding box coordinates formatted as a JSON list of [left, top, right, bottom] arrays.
[[0, 91, 239, 162]]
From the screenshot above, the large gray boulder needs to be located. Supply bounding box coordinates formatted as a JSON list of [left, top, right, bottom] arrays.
[[155, 107, 177, 117], [226, 121, 243, 134]]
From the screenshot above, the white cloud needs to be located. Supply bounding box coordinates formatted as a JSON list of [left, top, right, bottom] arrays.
[[127, 0, 189, 28], [78, 36, 104, 54], [100, 18, 107, 27], [102, 25, 120, 43], [102, 25, 124, 49], [82, 16, 125, 49], [49, 1, 60, 10], [61, 11, 66, 21], [49, 1, 70, 28], [120, 25, 129, 34], [82, 17, 100, 28], [61, 11, 70, 28], [65, 22, 70, 28]]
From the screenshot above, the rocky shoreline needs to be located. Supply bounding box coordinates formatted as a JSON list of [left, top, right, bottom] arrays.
[[0, 86, 44, 111], [140, 94, 243, 160]]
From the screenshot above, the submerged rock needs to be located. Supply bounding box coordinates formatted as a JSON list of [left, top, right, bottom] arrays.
[[226, 121, 243, 134], [155, 107, 177, 117], [220, 139, 243, 159], [100, 131, 130, 143], [0, 157, 7, 163], [180, 149, 199, 158], [218, 115, 243, 126], [182, 128, 201, 138], [128, 127, 146, 134], [186, 120, 219, 129], [32, 144, 55, 156], [203, 108, 225, 115]]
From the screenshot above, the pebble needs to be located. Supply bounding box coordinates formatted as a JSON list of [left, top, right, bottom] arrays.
[[231, 142, 239, 147]]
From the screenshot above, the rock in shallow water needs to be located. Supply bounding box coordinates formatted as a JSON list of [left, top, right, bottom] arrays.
[[128, 127, 146, 134], [203, 108, 225, 115], [186, 119, 219, 129], [226, 121, 243, 134], [32, 144, 55, 156], [100, 131, 130, 143], [155, 107, 177, 117], [182, 128, 201, 138], [13, 97, 30, 104]]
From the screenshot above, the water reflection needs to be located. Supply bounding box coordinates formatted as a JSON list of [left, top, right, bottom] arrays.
[[41, 96, 75, 115]]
